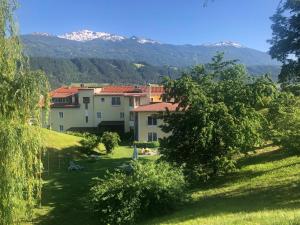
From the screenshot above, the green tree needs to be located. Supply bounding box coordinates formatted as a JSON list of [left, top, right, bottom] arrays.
[[160, 54, 275, 181], [0, 1, 49, 224], [268, 92, 300, 151], [89, 161, 185, 225], [79, 134, 101, 153], [101, 132, 121, 154], [269, 0, 300, 84]]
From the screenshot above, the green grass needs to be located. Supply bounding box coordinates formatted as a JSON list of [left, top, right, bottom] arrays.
[[32, 130, 300, 225], [32, 129, 155, 225], [143, 145, 300, 225]]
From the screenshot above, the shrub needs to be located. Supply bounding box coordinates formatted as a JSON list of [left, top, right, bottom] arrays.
[[89, 161, 186, 225], [79, 134, 100, 153], [134, 141, 160, 148], [101, 132, 121, 154]]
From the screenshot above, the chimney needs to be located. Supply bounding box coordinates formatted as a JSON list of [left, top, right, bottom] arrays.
[[147, 83, 151, 103]]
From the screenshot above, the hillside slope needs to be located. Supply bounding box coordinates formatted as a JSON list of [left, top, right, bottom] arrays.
[[22, 34, 279, 67], [36, 130, 300, 225], [29, 57, 280, 88], [144, 146, 300, 225]]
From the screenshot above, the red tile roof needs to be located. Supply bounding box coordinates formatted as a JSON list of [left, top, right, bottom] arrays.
[[50, 86, 79, 98], [133, 102, 179, 112], [101, 86, 136, 93], [99, 85, 164, 94]]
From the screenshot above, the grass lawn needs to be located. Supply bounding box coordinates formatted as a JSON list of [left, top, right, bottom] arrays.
[[144, 145, 300, 225], [32, 129, 157, 225], [31, 129, 300, 225]]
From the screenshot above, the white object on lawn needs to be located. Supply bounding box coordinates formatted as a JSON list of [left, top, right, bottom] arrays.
[[68, 161, 84, 171], [133, 145, 138, 160]]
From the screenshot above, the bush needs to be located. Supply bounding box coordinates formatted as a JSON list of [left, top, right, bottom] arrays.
[[134, 141, 160, 148], [66, 131, 90, 138], [79, 134, 100, 152], [89, 161, 186, 225], [101, 132, 121, 154]]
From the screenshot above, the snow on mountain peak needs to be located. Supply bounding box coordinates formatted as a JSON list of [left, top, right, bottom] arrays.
[[58, 29, 126, 42], [137, 38, 159, 44], [32, 32, 53, 37], [204, 41, 244, 48]]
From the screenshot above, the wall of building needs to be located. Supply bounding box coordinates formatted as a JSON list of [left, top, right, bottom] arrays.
[[136, 111, 169, 142], [93, 95, 125, 127]]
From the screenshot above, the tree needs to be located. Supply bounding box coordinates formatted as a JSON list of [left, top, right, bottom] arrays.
[[101, 132, 121, 154], [160, 54, 275, 182], [0, 1, 49, 224], [89, 161, 185, 225], [268, 92, 300, 151], [79, 134, 101, 153], [269, 0, 300, 84]]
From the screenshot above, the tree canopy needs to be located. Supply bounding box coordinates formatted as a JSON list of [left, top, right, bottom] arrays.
[[269, 0, 300, 84], [160, 54, 276, 182], [0, 0, 49, 224]]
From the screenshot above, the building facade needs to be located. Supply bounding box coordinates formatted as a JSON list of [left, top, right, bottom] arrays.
[[44, 84, 175, 142]]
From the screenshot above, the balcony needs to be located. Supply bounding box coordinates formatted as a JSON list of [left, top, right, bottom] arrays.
[[51, 103, 81, 108]]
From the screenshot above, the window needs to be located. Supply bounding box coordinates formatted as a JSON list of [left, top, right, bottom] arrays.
[[120, 112, 124, 119], [130, 112, 134, 121], [59, 125, 64, 132], [112, 97, 121, 106], [96, 112, 102, 119], [83, 97, 90, 103], [129, 97, 134, 107], [135, 97, 140, 106], [59, 112, 64, 118], [148, 132, 157, 142], [85, 116, 88, 123], [148, 116, 157, 126], [101, 97, 105, 102]]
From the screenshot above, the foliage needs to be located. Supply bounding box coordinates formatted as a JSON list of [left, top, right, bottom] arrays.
[[269, 0, 300, 84], [89, 161, 186, 225], [101, 132, 121, 154], [0, 0, 49, 224], [160, 53, 276, 181], [134, 141, 160, 148], [268, 92, 300, 151], [79, 134, 100, 152], [29, 57, 181, 88]]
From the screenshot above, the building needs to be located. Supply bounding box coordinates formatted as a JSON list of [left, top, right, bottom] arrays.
[[132, 102, 178, 142], [44, 84, 168, 139]]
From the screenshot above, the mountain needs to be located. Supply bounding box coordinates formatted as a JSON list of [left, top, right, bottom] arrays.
[[28, 57, 181, 88], [29, 57, 280, 89], [21, 30, 280, 67]]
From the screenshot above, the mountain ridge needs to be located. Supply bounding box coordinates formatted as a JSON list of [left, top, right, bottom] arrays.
[[22, 31, 279, 67]]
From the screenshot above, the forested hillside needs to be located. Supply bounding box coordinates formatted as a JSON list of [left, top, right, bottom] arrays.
[[29, 57, 180, 88], [29, 57, 280, 88]]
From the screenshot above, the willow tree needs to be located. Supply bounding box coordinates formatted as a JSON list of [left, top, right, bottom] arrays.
[[0, 0, 49, 224]]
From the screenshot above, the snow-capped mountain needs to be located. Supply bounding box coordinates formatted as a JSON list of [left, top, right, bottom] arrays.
[[56, 29, 160, 44], [22, 31, 280, 67], [31, 32, 53, 37], [204, 41, 244, 48], [58, 29, 125, 42]]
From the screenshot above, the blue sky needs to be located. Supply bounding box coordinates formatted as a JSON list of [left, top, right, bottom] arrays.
[[17, 0, 280, 51]]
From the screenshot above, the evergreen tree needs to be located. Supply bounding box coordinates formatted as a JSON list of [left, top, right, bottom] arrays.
[[0, 0, 49, 224]]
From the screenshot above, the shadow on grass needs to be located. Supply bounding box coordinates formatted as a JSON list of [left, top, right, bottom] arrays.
[[35, 145, 149, 225], [142, 148, 300, 225], [144, 180, 300, 225], [238, 147, 294, 167]]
